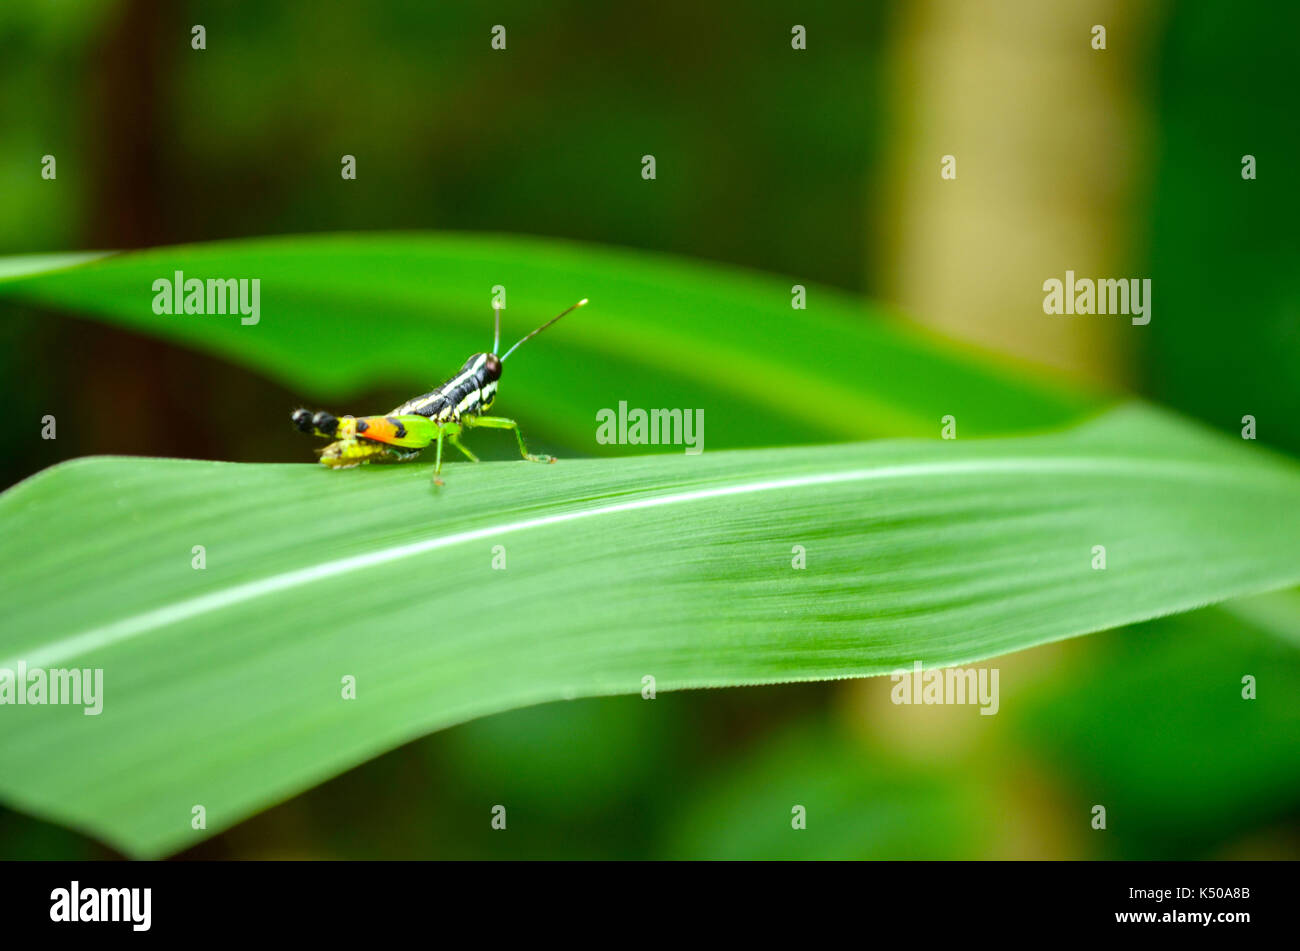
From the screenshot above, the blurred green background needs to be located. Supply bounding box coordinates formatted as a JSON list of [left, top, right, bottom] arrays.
[[0, 0, 1296, 858]]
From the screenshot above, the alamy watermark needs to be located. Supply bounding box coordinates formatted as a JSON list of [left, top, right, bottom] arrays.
[[1042, 270, 1150, 325], [1, 662, 103, 715], [596, 401, 703, 454], [890, 661, 999, 715], [152, 270, 260, 325], [50, 881, 150, 931]]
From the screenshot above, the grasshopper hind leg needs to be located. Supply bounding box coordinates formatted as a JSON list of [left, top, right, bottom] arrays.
[[464, 415, 555, 464], [319, 438, 413, 469]]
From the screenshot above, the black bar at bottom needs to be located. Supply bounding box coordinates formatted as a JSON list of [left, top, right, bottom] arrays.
[[0, 860, 1285, 938]]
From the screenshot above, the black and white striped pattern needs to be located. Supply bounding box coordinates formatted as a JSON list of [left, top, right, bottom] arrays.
[[391, 352, 501, 422]]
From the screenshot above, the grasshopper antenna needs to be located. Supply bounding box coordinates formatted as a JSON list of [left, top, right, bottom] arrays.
[[500, 298, 588, 362], [492, 301, 501, 355]]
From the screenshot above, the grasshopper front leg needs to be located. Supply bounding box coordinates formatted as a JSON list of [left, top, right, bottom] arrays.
[[432, 426, 445, 485], [448, 432, 479, 463]]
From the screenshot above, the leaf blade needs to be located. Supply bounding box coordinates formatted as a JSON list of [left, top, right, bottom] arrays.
[[1, 404, 1298, 856], [0, 233, 1102, 448]]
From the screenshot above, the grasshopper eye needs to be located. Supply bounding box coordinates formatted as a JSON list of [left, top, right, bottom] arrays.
[[483, 354, 502, 381], [291, 409, 314, 432]]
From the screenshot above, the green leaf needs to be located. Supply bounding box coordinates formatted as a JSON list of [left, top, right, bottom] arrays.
[[1, 403, 1298, 857], [0, 233, 1100, 449], [0, 251, 110, 282]]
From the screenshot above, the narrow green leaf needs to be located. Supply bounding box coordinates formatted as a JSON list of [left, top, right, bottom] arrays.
[[0, 403, 1297, 856], [0, 251, 111, 282], [0, 233, 1101, 448]]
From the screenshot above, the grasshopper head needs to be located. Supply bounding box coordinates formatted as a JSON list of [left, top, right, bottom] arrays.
[[461, 352, 503, 383]]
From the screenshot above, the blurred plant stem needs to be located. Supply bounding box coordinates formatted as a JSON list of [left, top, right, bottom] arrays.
[[875, 0, 1164, 384]]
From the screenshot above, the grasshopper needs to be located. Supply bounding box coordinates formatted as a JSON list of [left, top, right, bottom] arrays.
[[292, 298, 587, 483]]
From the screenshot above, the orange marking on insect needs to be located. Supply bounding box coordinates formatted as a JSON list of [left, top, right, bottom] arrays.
[[355, 416, 404, 445]]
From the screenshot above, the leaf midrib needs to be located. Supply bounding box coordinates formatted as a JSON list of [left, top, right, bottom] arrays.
[[6, 453, 1291, 672]]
